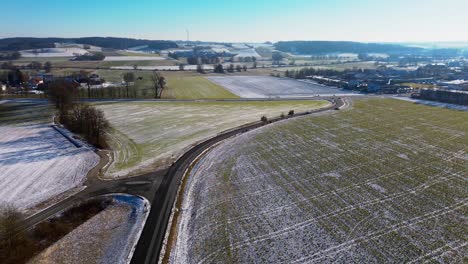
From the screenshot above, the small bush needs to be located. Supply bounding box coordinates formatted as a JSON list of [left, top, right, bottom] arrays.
[[288, 110, 295, 116], [261, 115, 268, 123]]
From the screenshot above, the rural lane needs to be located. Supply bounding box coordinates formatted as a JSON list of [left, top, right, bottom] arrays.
[[13, 97, 346, 263], [130, 97, 345, 264]]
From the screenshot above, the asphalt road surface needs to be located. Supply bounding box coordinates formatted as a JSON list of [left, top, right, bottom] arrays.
[[130, 97, 344, 264], [13, 97, 345, 263]]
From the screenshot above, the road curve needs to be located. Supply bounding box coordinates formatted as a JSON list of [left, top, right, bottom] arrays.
[[130, 97, 345, 264]]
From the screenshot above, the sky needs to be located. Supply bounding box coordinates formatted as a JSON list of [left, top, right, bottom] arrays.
[[1, 0, 468, 43]]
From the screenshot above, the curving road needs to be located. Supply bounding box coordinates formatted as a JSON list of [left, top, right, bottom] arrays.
[[130, 97, 345, 264], [15, 97, 346, 263]]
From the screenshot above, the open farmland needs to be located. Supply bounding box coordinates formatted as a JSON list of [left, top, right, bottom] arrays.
[[207, 76, 359, 98], [0, 101, 99, 211], [31, 194, 148, 264], [95, 100, 329, 178], [169, 98, 468, 263]]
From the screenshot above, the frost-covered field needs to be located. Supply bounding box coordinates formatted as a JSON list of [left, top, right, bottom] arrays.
[[0, 102, 99, 210], [170, 98, 468, 263], [96, 100, 329, 178], [30, 195, 149, 264], [111, 65, 215, 71], [207, 76, 359, 98], [104, 56, 166, 61], [233, 48, 261, 58]]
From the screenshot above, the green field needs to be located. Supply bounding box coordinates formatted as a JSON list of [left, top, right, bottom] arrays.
[[169, 98, 468, 263], [95, 100, 330, 178], [163, 76, 239, 99]]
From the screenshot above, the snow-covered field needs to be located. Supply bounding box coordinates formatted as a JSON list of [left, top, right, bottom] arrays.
[[96, 100, 329, 178], [233, 48, 261, 58], [0, 124, 99, 210], [111, 65, 215, 71], [30, 194, 149, 264], [20, 48, 89, 57], [207, 76, 360, 98], [169, 98, 467, 263], [104, 56, 166, 61]]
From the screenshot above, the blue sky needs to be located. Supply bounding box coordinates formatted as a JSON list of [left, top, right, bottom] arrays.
[[2, 0, 467, 42]]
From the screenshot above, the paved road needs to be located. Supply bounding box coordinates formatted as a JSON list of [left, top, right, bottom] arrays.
[[130, 97, 345, 264], [11, 170, 167, 239], [15, 97, 345, 263]]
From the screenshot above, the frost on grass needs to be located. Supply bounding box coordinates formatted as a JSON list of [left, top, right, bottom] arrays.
[[207, 76, 359, 98], [30, 195, 149, 264], [170, 98, 467, 263], [0, 124, 99, 210], [96, 100, 329, 178]]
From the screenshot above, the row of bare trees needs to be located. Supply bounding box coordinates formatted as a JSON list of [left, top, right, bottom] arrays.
[[121, 71, 166, 99]]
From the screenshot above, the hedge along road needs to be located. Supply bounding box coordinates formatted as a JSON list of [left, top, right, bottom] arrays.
[[130, 97, 345, 264]]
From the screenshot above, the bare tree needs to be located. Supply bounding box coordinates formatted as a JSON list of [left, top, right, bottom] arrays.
[[122, 72, 135, 98], [151, 71, 166, 99]]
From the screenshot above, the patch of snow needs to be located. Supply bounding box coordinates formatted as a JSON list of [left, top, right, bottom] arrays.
[[323, 172, 342, 179], [397, 153, 409, 160], [368, 183, 386, 193]]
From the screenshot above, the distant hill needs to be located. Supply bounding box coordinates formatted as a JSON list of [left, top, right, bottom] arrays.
[[274, 41, 423, 55], [0, 37, 178, 51]]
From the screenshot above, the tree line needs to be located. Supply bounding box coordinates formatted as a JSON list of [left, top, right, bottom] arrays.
[[47, 79, 110, 148], [0, 37, 178, 51], [0, 51, 21, 60]]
